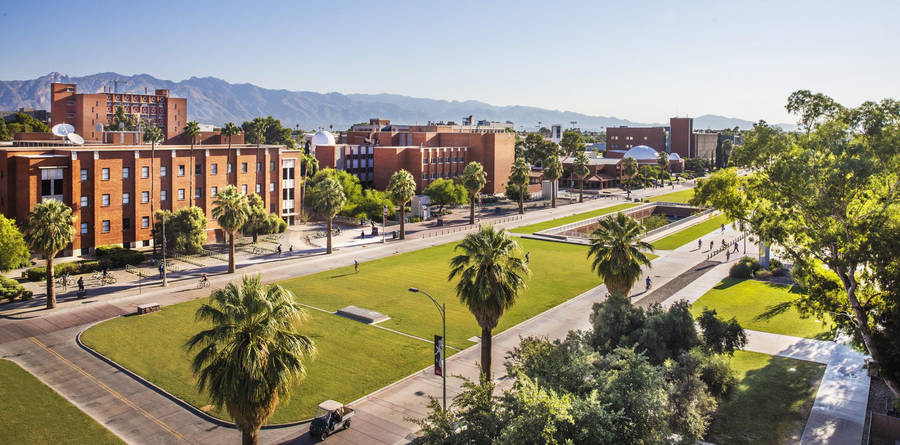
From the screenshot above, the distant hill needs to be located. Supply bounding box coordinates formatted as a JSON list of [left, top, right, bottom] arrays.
[[0, 72, 796, 131]]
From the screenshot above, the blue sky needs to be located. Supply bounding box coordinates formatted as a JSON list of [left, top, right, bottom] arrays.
[[1, 0, 897, 123]]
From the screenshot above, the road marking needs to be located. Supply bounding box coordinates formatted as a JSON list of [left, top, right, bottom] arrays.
[[28, 337, 185, 441]]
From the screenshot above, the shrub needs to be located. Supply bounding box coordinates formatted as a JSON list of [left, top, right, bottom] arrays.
[[25, 260, 104, 281], [769, 258, 782, 270], [641, 215, 670, 232], [479, 194, 499, 204], [0, 276, 26, 302], [755, 269, 773, 279], [729, 256, 760, 279], [408, 216, 423, 223], [95, 246, 144, 268], [25, 267, 45, 281], [21, 290, 33, 300]]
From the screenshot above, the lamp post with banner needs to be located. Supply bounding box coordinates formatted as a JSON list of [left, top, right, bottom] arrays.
[[408, 287, 446, 410], [382, 204, 387, 243]]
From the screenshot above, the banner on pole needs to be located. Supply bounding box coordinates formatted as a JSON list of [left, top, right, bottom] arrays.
[[434, 335, 443, 376]]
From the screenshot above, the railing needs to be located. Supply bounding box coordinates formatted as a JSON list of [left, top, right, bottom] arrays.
[[538, 203, 657, 236], [643, 208, 715, 238], [707, 232, 749, 260], [171, 253, 205, 267], [200, 249, 228, 262], [125, 264, 149, 278], [415, 214, 523, 239], [237, 244, 276, 255]]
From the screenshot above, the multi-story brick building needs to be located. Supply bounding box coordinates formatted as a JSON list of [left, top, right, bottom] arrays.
[[0, 143, 303, 255], [313, 118, 515, 194], [50, 82, 187, 142], [606, 117, 715, 159]]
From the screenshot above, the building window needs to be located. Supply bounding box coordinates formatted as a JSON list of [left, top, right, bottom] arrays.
[[241, 184, 247, 194], [432, 157, 437, 164], [211, 186, 218, 197], [242, 162, 248, 173], [81, 169, 88, 180], [195, 187, 201, 199], [195, 165, 202, 175], [123, 193, 130, 204], [227, 163, 233, 174], [160, 190, 167, 201], [81, 223, 88, 234], [178, 165, 185, 176], [424, 157, 429, 165], [141, 166, 149, 178], [270, 161, 275, 171], [123, 218, 130, 230], [178, 189, 185, 200], [256, 184, 261, 193], [142, 216, 149, 228], [160, 166, 167, 177], [102, 168, 110, 180], [142, 191, 149, 203], [211, 163, 218, 175], [269, 183, 275, 192], [123, 167, 130, 179], [102, 194, 110, 206], [102, 220, 110, 233], [257, 162, 263, 172], [81, 196, 88, 207]]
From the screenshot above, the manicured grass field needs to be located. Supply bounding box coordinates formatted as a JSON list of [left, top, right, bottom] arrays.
[[510, 203, 637, 234], [647, 188, 695, 203], [650, 213, 732, 250], [707, 351, 825, 445], [279, 237, 599, 349], [0, 359, 123, 444], [690, 278, 832, 339], [81, 302, 434, 423]]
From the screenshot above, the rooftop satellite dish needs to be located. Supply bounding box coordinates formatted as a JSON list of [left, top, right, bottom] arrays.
[[67, 133, 85, 145], [51, 123, 75, 137]]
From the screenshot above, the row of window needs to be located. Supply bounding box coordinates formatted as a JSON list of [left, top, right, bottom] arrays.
[[80, 162, 277, 181], [423, 156, 465, 165], [82, 216, 150, 234], [424, 171, 460, 180], [81, 183, 273, 207]]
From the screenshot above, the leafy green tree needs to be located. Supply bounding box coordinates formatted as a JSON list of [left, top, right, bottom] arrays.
[[621, 157, 638, 195], [587, 212, 654, 297], [154, 207, 207, 254], [504, 182, 530, 207], [186, 275, 316, 445], [212, 186, 250, 273], [461, 162, 487, 225], [693, 91, 900, 396], [411, 376, 500, 445], [449, 226, 529, 379], [242, 193, 285, 243], [559, 130, 584, 161], [245, 117, 270, 194], [241, 116, 295, 148], [299, 154, 318, 222], [0, 215, 29, 272], [573, 152, 590, 203], [424, 178, 467, 214], [107, 105, 137, 131], [221, 122, 242, 186], [23, 200, 74, 309], [508, 158, 531, 214], [387, 170, 416, 240], [183, 121, 201, 206], [308, 168, 362, 208], [696, 308, 747, 354], [522, 133, 558, 166], [0, 120, 11, 141], [542, 155, 563, 208], [309, 176, 346, 254]]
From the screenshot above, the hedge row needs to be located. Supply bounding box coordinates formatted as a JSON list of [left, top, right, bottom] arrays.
[[25, 260, 102, 282], [0, 276, 32, 302]]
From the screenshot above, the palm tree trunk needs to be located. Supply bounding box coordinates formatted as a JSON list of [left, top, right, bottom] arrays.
[[399, 205, 406, 240], [150, 142, 156, 255], [518, 185, 524, 214], [579, 178, 584, 203], [480, 326, 492, 380], [469, 195, 476, 225], [228, 232, 236, 273], [189, 141, 194, 208], [241, 427, 258, 445], [45, 255, 56, 309], [326, 217, 333, 254], [551, 181, 557, 208], [229, 138, 235, 188]]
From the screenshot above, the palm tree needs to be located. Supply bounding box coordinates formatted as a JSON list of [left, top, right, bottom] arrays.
[[186, 275, 316, 445], [622, 157, 638, 197], [587, 212, 654, 298], [144, 126, 164, 255], [542, 155, 563, 208], [657, 151, 669, 175], [221, 122, 242, 187], [449, 226, 528, 379], [310, 176, 346, 254], [461, 162, 486, 225], [250, 118, 270, 201], [23, 200, 75, 309], [183, 121, 201, 207], [387, 170, 416, 240], [212, 186, 250, 273], [509, 158, 531, 215], [573, 151, 590, 203], [299, 154, 318, 223]]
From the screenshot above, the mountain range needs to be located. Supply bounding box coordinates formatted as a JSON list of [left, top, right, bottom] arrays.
[[0, 72, 796, 132]]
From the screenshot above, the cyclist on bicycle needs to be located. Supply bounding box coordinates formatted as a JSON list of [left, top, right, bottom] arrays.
[[645, 276, 652, 291], [200, 273, 208, 284]]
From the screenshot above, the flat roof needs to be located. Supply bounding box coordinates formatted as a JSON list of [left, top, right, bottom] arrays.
[[1, 143, 285, 152]]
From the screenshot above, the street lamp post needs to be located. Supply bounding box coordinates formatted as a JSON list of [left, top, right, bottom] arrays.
[[408, 287, 446, 410]]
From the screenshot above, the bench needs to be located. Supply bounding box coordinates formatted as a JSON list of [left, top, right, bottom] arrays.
[[137, 303, 160, 315]]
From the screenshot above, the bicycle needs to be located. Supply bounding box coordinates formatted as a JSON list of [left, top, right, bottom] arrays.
[[99, 275, 117, 286], [197, 279, 210, 289], [56, 275, 74, 287]]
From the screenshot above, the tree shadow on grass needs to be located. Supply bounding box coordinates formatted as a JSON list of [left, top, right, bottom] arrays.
[[713, 277, 744, 290]]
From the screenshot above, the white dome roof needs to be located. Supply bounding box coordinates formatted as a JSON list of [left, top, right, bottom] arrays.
[[668, 152, 682, 161], [310, 130, 336, 147], [623, 145, 659, 161]]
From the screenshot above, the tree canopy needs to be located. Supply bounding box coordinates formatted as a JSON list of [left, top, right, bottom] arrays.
[[242, 116, 296, 149], [424, 178, 468, 212], [0, 215, 29, 272]]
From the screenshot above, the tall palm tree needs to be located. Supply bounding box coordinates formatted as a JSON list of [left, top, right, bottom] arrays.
[[542, 155, 563, 208], [250, 118, 270, 202], [221, 122, 242, 187], [183, 121, 201, 207], [299, 154, 318, 223], [509, 158, 531, 214], [622, 157, 638, 197], [23, 200, 75, 309], [309, 176, 346, 254], [657, 151, 669, 175], [387, 170, 416, 240], [186, 275, 316, 445], [461, 162, 486, 225], [573, 151, 590, 203], [144, 126, 164, 255], [448, 226, 529, 379], [212, 186, 250, 273], [587, 211, 654, 298]]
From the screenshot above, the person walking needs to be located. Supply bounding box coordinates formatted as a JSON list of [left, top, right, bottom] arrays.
[[721, 223, 725, 233], [354, 260, 359, 273], [709, 240, 714, 251], [158, 264, 164, 279], [276, 244, 282, 256], [525, 252, 530, 264], [698, 238, 702, 250], [726, 249, 731, 261], [289, 245, 293, 256]]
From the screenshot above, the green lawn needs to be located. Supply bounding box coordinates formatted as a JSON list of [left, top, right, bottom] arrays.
[[0, 359, 123, 444], [647, 188, 695, 203], [278, 237, 599, 349], [690, 278, 833, 339], [510, 203, 637, 234], [708, 351, 825, 445], [81, 302, 433, 423], [650, 213, 732, 250]]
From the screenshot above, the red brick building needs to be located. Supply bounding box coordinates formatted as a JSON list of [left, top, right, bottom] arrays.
[[50, 82, 187, 142], [313, 119, 515, 194], [0, 143, 303, 255], [606, 117, 714, 159]]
